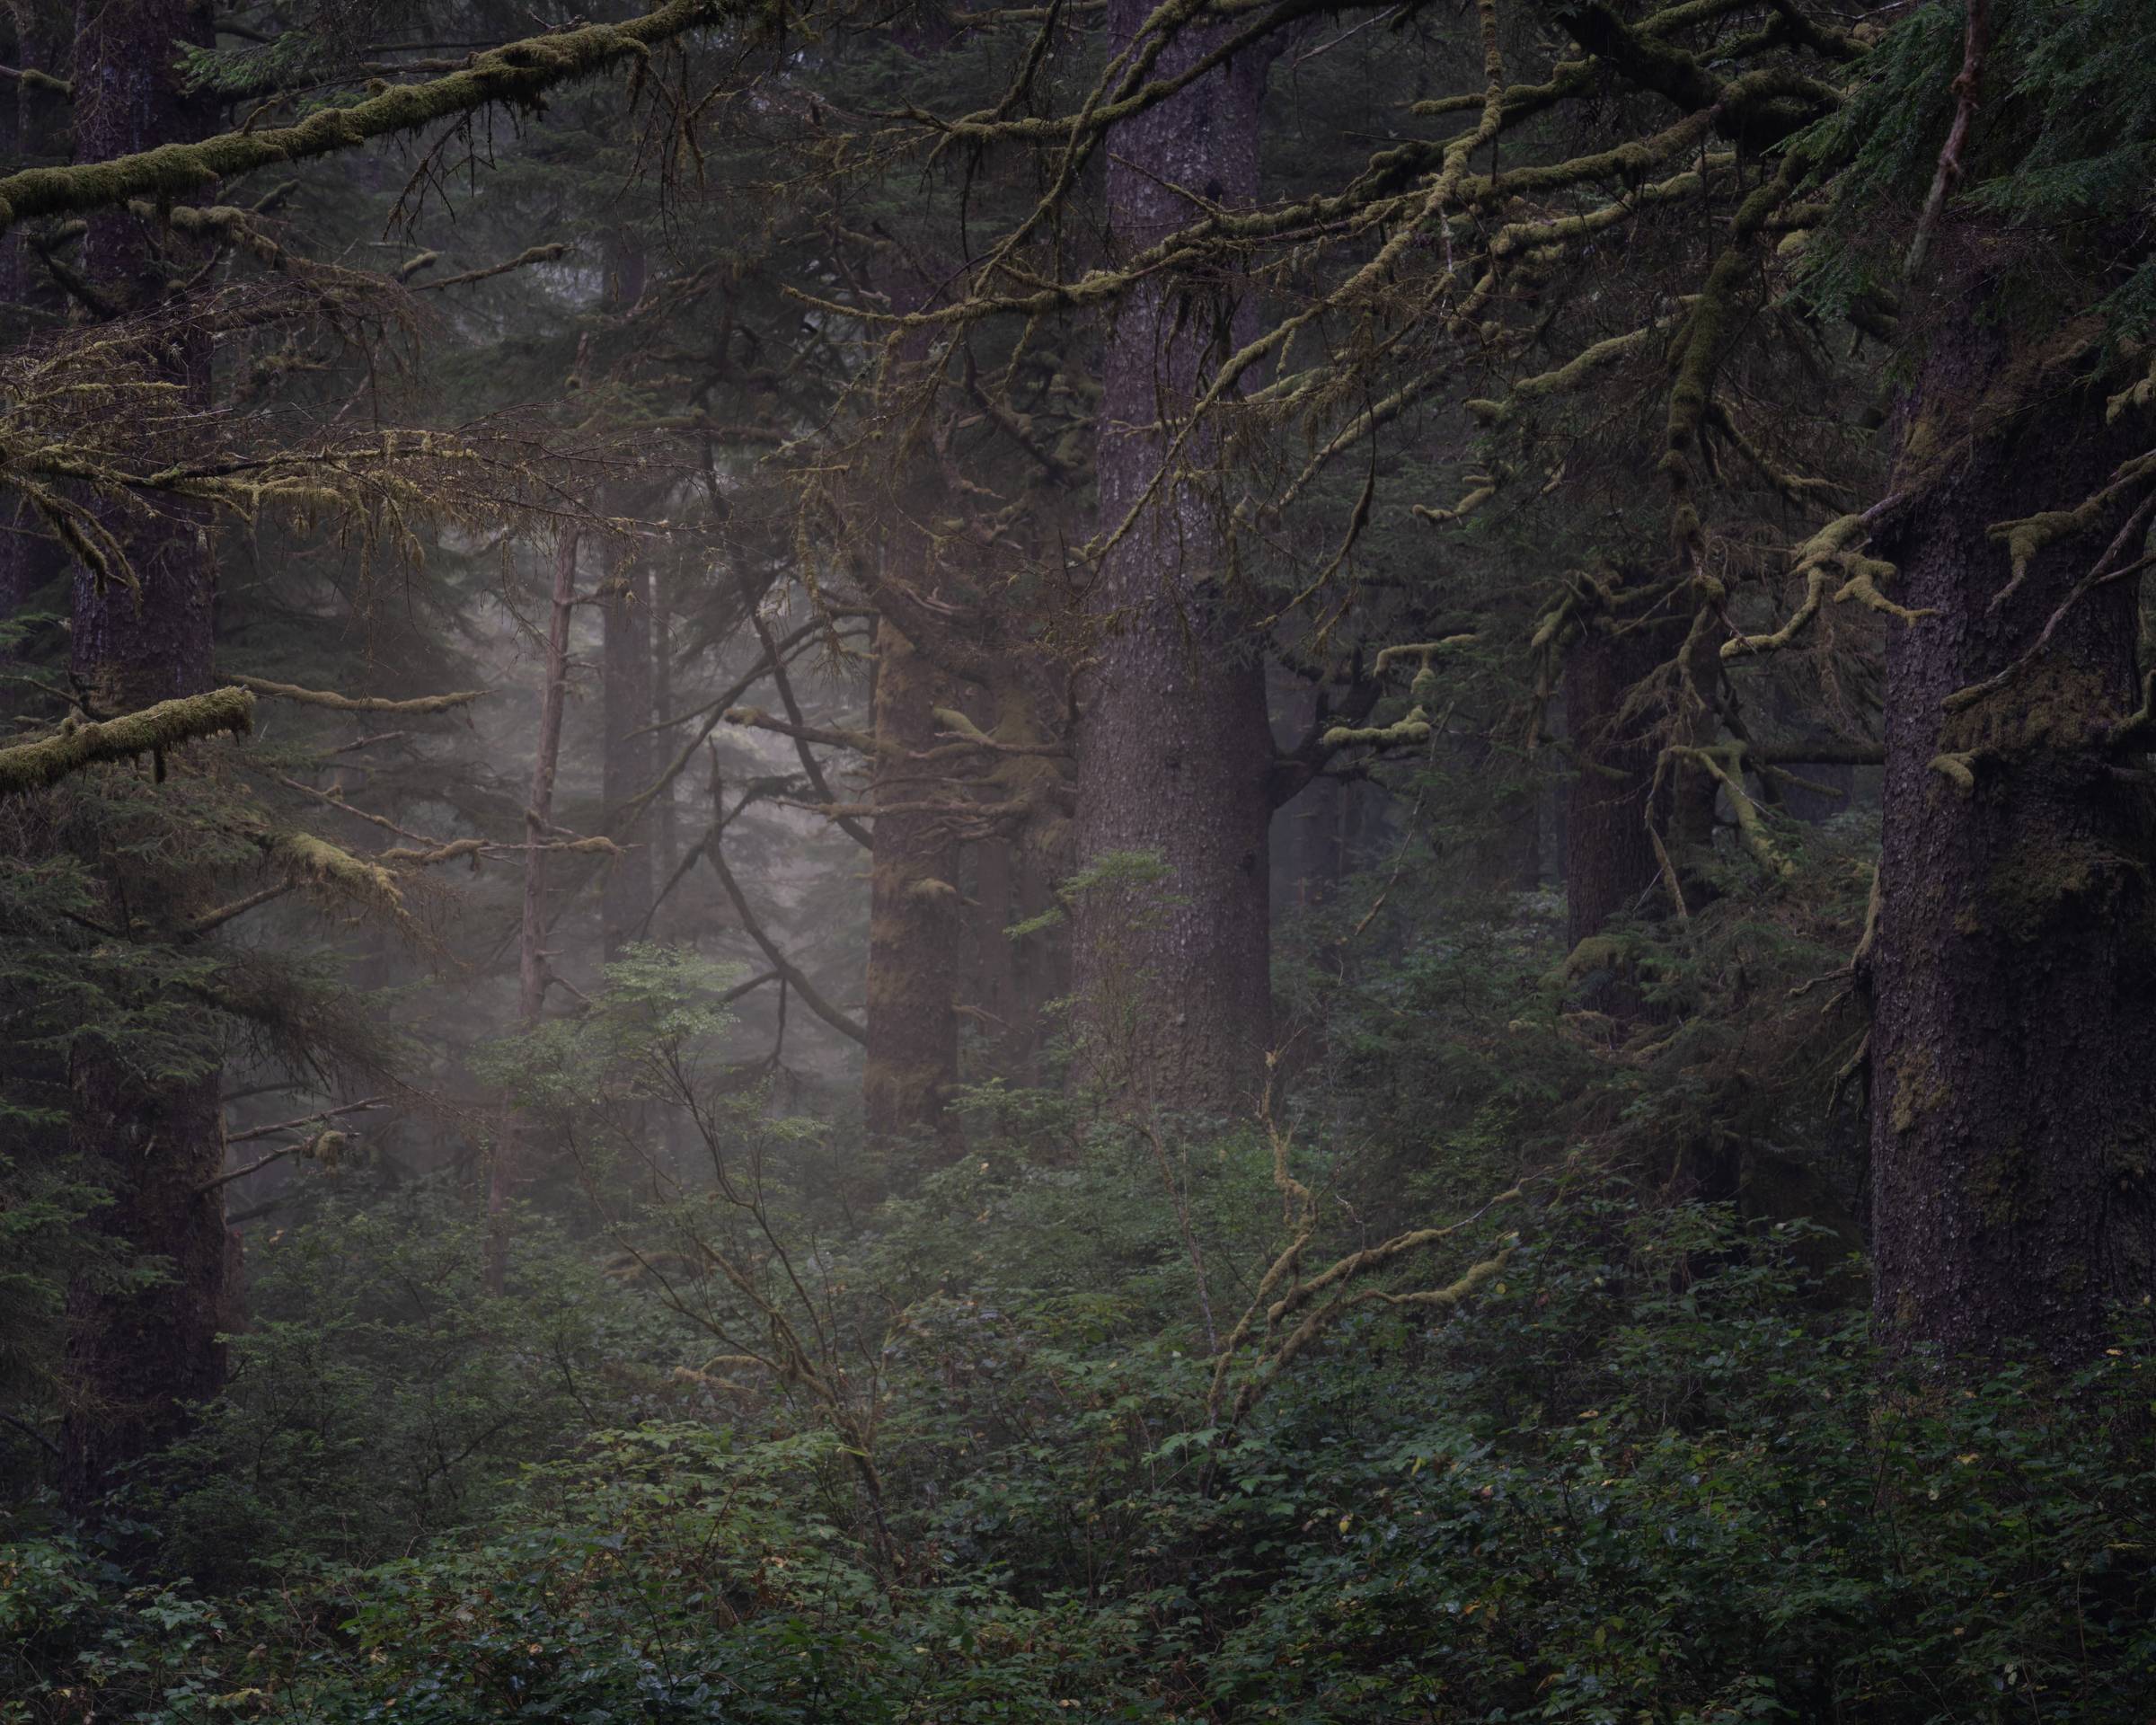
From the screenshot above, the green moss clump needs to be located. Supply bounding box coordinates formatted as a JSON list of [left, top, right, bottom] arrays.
[[1940, 654, 2115, 756]]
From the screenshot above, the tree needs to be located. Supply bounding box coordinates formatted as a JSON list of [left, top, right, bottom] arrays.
[[57, 0, 234, 1517], [1072, 0, 1278, 1114]]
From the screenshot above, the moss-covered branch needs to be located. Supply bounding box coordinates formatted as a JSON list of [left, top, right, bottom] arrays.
[[0, 1, 743, 236], [0, 686, 253, 798], [233, 675, 486, 714], [1674, 744, 1796, 879]]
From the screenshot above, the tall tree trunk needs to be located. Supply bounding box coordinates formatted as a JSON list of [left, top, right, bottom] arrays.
[[600, 528, 656, 960], [69, 0, 215, 714], [1869, 301, 2156, 1365], [863, 606, 961, 1152], [651, 561, 679, 891], [857, 189, 966, 1149], [960, 673, 1070, 1089], [488, 529, 579, 1295], [1072, 0, 1275, 1113], [58, 0, 228, 1518], [598, 240, 655, 960], [0, 4, 66, 628]]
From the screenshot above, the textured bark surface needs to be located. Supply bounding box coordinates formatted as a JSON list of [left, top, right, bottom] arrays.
[[1869, 296, 2156, 1365], [58, 0, 230, 1518], [864, 610, 961, 1151], [69, 0, 216, 713], [1072, 0, 1275, 1113]]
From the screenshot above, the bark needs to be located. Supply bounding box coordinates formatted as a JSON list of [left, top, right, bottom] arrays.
[[857, 130, 967, 1147], [652, 564, 680, 889], [488, 530, 579, 1296], [68, 0, 215, 714], [863, 607, 961, 1152], [1072, 0, 1276, 1113], [57, 0, 229, 1520], [1868, 293, 2156, 1366]]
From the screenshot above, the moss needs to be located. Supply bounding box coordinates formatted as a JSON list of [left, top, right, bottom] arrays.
[[1967, 1137, 2030, 1232], [1982, 830, 2133, 943], [383, 838, 487, 868], [233, 675, 485, 715], [1939, 654, 2113, 756], [1562, 933, 1629, 982], [0, 686, 253, 798], [1929, 751, 1982, 794], [1323, 708, 1432, 749], [0, 2, 735, 235], [261, 827, 410, 926], [1887, 1044, 1948, 1136]]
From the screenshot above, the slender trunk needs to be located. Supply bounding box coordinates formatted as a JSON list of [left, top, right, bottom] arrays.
[[863, 607, 961, 1153], [858, 199, 965, 1148], [488, 529, 579, 1295], [58, 0, 228, 1519], [652, 561, 679, 890], [598, 241, 655, 960], [1072, 0, 1275, 1113], [960, 676, 1070, 1088], [1869, 300, 2156, 1365], [600, 527, 655, 959]]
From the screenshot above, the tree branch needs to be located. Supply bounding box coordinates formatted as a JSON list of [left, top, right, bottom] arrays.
[[0, 2, 743, 237], [0, 686, 253, 799]]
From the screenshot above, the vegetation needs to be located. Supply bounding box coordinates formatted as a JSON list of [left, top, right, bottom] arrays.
[[4, 0, 2155, 1718]]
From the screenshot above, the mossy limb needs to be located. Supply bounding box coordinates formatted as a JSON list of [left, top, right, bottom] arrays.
[[0, 686, 253, 799]]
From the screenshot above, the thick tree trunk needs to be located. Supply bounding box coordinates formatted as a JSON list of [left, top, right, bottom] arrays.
[[863, 610, 961, 1152], [1869, 309, 2156, 1366], [58, 0, 230, 1518], [70, 0, 216, 714], [1072, 0, 1275, 1113], [0, 6, 66, 625]]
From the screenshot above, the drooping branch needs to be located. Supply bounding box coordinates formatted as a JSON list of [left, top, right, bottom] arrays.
[[1209, 1077, 1523, 1429], [743, 610, 872, 849], [701, 841, 868, 1046]]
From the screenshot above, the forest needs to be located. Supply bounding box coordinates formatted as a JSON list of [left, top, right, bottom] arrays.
[[3, 0, 2154, 1717]]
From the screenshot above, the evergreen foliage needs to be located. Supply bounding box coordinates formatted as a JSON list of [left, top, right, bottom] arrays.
[[5, 0, 2156, 1717]]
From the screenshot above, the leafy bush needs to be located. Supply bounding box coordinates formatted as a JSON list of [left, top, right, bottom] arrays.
[[10, 1196, 2153, 1724]]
